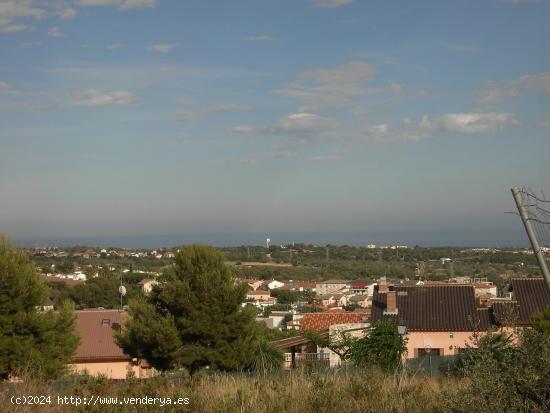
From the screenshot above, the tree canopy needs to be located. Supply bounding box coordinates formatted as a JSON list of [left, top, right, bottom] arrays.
[[117, 245, 269, 374], [0, 236, 79, 380], [350, 320, 407, 372]]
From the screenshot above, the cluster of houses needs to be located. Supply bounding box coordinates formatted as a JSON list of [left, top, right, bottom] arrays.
[[242, 276, 498, 315], [59, 275, 550, 379], [27, 247, 175, 260]]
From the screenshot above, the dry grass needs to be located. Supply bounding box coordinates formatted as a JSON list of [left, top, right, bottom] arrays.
[[1, 368, 451, 413]]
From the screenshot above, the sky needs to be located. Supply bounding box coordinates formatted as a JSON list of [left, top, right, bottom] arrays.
[[0, 0, 549, 247]]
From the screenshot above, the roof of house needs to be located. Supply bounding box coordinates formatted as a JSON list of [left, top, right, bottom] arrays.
[[246, 290, 271, 295], [300, 312, 367, 331], [73, 310, 130, 362], [317, 279, 349, 285], [318, 294, 334, 300], [137, 278, 156, 285], [349, 295, 369, 302], [508, 278, 550, 325], [371, 285, 487, 332]]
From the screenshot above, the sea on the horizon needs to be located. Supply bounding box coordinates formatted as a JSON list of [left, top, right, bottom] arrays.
[[12, 230, 529, 249]]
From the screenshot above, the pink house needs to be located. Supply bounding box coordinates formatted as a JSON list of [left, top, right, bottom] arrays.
[[70, 310, 153, 379], [371, 284, 490, 358]]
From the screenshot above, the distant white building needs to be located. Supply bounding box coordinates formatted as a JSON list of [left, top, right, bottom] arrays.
[[265, 280, 285, 290]]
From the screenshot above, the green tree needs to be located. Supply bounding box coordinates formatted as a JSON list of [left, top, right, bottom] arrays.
[[117, 245, 264, 374], [0, 236, 79, 380], [446, 328, 550, 412], [531, 307, 550, 334], [351, 320, 407, 372], [306, 329, 359, 362]]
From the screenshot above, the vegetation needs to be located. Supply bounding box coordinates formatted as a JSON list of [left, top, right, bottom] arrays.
[[350, 321, 407, 372], [0, 369, 448, 413], [445, 326, 550, 412], [0, 236, 79, 380], [117, 245, 272, 374]]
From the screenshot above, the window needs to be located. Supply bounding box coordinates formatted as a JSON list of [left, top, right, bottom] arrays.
[[101, 319, 111, 327]]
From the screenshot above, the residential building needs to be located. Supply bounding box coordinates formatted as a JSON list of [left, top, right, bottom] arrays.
[[264, 279, 285, 290], [137, 278, 158, 295], [506, 278, 550, 326], [348, 295, 371, 308], [70, 310, 153, 379], [371, 284, 490, 358], [315, 279, 349, 295]]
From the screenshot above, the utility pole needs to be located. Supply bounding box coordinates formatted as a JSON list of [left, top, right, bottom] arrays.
[[511, 187, 550, 288]]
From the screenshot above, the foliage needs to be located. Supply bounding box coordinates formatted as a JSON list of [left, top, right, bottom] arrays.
[[246, 340, 283, 374], [306, 329, 358, 362], [446, 327, 550, 412], [0, 236, 79, 380], [0, 368, 449, 413], [70, 277, 140, 309], [117, 245, 264, 374], [531, 306, 550, 334], [350, 320, 407, 372]]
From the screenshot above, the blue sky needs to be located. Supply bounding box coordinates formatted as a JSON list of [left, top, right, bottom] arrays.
[[0, 0, 548, 246]]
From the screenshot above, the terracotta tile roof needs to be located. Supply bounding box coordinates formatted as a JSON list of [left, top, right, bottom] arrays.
[[317, 279, 349, 284], [371, 285, 487, 332], [74, 310, 130, 362], [508, 278, 550, 325], [300, 312, 367, 332], [247, 290, 270, 296]]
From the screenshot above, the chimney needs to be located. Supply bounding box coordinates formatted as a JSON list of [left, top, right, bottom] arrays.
[[386, 290, 397, 314]]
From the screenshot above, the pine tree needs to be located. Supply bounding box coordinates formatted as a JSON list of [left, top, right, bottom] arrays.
[[0, 236, 80, 380], [117, 245, 263, 374]]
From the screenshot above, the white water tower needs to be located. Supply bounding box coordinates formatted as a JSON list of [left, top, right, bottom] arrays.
[[266, 238, 271, 248]]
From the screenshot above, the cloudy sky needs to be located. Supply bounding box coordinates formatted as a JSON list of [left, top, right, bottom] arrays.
[[0, 0, 548, 246]]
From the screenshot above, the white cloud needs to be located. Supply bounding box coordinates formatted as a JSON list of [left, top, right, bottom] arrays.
[[476, 72, 550, 105], [357, 112, 520, 142], [244, 35, 273, 41], [75, 0, 120, 6], [69, 89, 136, 107], [75, 0, 157, 9], [0, 81, 20, 95], [231, 112, 338, 135], [308, 154, 340, 161], [120, 0, 157, 9], [0, 24, 30, 33], [260, 151, 291, 158], [48, 26, 63, 37], [0, 0, 44, 30], [59, 8, 76, 19], [149, 43, 176, 53], [177, 103, 249, 122], [436, 112, 520, 134], [0, 81, 11, 92], [107, 42, 126, 50], [313, 0, 353, 8], [278, 61, 399, 111]]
